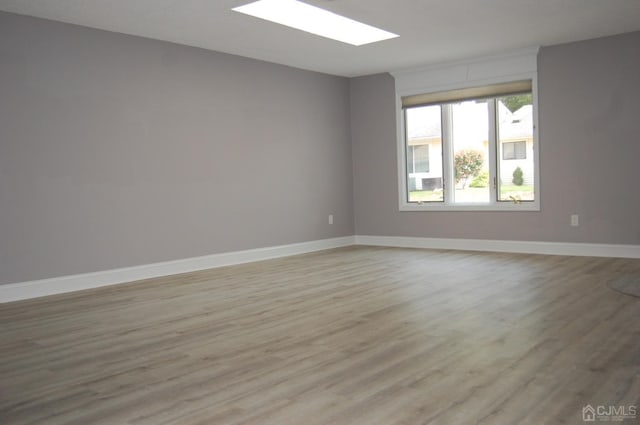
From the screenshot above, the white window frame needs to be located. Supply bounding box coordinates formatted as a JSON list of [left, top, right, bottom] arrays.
[[391, 48, 540, 212]]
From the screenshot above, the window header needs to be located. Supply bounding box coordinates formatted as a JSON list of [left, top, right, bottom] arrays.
[[401, 80, 532, 109]]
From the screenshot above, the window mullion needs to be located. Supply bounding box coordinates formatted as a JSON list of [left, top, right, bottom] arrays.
[[488, 99, 498, 204], [441, 104, 454, 204]]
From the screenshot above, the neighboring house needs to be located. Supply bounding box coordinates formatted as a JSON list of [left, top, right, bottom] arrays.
[[406, 119, 442, 191], [407, 100, 534, 191], [497, 102, 534, 185]]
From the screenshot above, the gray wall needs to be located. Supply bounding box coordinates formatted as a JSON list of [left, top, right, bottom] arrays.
[[2, 11, 639, 287], [351, 31, 640, 245], [0, 12, 354, 285]]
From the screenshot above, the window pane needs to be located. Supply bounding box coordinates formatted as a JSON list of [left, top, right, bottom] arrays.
[[503, 142, 515, 160], [502, 141, 526, 160], [451, 101, 490, 203], [497, 95, 534, 202], [414, 145, 429, 172], [515, 141, 526, 159], [405, 105, 443, 202]]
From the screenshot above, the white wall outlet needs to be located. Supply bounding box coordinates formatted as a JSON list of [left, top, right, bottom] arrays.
[[328, 214, 334, 225], [570, 214, 579, 227]]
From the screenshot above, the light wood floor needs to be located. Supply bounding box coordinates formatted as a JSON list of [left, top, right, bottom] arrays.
[[1, 246, 639, 425]]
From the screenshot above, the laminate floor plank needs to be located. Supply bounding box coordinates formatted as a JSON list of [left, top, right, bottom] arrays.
[[1, 246, 639, 425]]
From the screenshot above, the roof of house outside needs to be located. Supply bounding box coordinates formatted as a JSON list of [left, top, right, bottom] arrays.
[[499, 103, 533, 140]]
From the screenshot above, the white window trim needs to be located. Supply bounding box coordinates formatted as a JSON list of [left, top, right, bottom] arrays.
[[391, 48, 541, 212]]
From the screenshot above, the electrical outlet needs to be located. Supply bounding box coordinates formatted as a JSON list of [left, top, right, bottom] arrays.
[[570, 214, 579, 227], [328, 214, 334, 225]]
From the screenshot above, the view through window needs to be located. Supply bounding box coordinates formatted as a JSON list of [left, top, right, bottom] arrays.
[[404, 91, 535, 207]]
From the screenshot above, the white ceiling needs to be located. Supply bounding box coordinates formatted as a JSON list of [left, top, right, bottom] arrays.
[[1, 0, 640, 77]]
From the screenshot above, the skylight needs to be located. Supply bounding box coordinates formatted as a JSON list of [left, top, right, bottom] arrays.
[[232, 0, 399, 46]]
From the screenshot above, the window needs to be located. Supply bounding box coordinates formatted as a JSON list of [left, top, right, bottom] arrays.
[[400, 81, 538, 210], [407, 145, 430, 173], [502, 141, 526, 160]]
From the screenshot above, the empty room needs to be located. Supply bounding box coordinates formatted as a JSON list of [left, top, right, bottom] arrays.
[[1, 1, 639, 424]]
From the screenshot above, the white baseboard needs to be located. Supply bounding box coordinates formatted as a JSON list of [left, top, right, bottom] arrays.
[[4, 234, 638, 303], [355, 235, 640, 259], [0, 236, 355, 303]]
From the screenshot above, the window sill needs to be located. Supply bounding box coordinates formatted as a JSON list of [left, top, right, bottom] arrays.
[[399, 202, 540, 212]]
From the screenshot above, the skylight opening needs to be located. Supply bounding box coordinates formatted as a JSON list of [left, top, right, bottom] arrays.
[[232, 0, 398, 46]]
